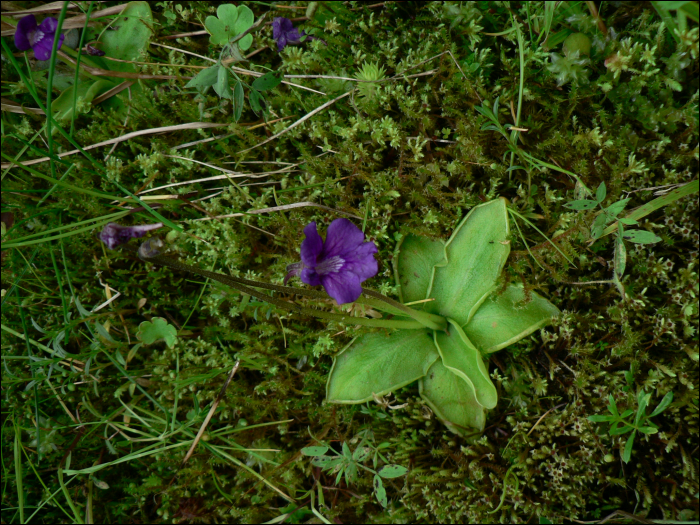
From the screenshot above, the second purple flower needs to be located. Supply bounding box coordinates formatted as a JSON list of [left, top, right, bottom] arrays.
[[286, 219, 378, 305], [14, 15, 65, 61]]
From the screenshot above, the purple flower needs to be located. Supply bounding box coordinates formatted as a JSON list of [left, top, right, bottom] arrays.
[[99, 222, 163, 250], [14, 15, 65, 61], [272, 17, 313, 51], [286, 219, 378, 305]]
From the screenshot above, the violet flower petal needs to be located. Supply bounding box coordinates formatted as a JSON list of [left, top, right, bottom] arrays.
[[300, 222, 323, 267], [99, 222, 163, 250], [291, 218, 378, 305], [301, 267, 322, 286], [14, 14, 36, 51], [322, 272, 363, 305], [322, 218, 367, 259]]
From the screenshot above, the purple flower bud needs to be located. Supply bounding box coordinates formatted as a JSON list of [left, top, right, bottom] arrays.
[[14, 15, 65, 61], [286, 219, 378, 305], [272, 17, 315, 51], [99, 222, 163, 250]]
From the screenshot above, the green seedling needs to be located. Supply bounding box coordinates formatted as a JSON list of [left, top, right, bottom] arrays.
[[136, 317, 177, 348], [588, 390, 673, 463], [301, 437, 407, 508]]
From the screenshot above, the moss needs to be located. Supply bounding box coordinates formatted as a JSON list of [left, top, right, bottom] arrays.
[[1, 1, 698, 523]]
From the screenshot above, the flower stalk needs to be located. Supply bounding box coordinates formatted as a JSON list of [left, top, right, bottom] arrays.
[[131, 245, 444, 330]]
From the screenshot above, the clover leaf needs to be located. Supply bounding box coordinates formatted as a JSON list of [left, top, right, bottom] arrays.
[[205, 4, 254, 50], [326, 199, 561, 435], [136, 317, 177, 348]]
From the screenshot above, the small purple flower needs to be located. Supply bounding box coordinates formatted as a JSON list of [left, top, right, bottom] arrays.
[[272, 17, 314, 51], [14, 15, 65, 61], [286, 219, 378, 305], [100, 222, 163, 250]]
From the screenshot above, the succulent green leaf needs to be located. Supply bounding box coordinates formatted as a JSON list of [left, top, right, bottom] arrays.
[[99, 2, 153, 70], [420, 359, 486, 433], [394, 234, 446, 304], [426, 198, 510, 326], [434, 319, 496, 409], [136, 317, 177, 348], [326, 328, 439, 403], [463, 284, 560, 353], [53, 80, 116, 122]]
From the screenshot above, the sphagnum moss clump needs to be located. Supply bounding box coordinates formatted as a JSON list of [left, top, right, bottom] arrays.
[[1, 2, 697, 523]]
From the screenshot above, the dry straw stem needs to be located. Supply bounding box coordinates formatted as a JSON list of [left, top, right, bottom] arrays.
[[140, 161, 297, 195], [150, 42, 325, 95], [0, 4, 127, 36], [1, 122, 229, 169], [237, 90, 352, 154], [179, 362, 241, 467], [192, 201, 361, 222]]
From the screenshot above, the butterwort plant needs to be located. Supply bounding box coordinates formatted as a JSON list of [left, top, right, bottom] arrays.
[[325, 199, 560, 434], [14, 14, 65, 61], [104, 199, 560, 434]]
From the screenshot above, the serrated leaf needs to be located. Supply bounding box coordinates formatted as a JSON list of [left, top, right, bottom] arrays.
[[251, 71, 284, 92], [419, 359, 486, 433], [185, 65, 219, 91], [326, 329, 439, 403], [377, 464, 408, 479], [464, 284, 560, 354], [301, 446, 329, 456], [99, 2, 153, 67], [596, 182, 607, 202], [136, 317, 177, 348], [434, 320, 496, 409], [394, 234, 446, 304], [622, 230, 662, 244], [564, 199, 599, 211], [426, 198, 510, 327], [233, 80, 244, 121], [373, 475, 387, 507]]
